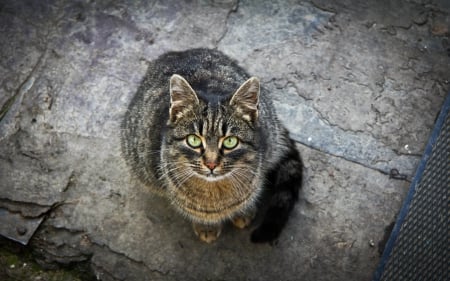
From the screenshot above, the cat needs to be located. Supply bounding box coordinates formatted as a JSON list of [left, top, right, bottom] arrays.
[[121, 48, 302, 243]]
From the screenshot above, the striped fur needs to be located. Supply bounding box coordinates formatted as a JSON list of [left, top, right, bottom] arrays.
[[121, 49, 302, 243]]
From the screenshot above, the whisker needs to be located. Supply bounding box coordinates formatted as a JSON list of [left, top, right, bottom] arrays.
[[157, 160, 200, 187], [228, 168, 256, 196]]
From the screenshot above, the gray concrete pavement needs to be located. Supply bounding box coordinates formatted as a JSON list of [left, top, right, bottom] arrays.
[[0, 0, 448, 280]]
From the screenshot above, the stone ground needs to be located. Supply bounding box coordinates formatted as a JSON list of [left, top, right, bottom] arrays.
[[0, 0, 449, 280]]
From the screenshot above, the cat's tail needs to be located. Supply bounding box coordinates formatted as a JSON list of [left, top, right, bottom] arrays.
[[251, 142, 302, 243]]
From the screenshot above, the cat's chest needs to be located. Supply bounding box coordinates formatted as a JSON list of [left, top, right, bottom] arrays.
[[180, 176, 254, 197], [168, 173, 263, 223]]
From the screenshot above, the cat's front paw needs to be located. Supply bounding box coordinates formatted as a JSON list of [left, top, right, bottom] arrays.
[[231, 212, 255, 229], [193, 223, 222, 243]]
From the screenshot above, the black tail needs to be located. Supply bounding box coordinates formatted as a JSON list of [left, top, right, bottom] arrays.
[[251, 142, 302, 243]]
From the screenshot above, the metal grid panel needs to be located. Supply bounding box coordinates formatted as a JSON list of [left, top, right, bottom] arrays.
[[379, 110, 449, 281]]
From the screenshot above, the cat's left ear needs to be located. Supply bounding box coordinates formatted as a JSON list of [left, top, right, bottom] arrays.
[[169, 74, 199, 123], [230, 77, 260, 123]]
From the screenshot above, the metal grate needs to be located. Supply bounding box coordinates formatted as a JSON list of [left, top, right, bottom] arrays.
[[374, 94, 449, 281]]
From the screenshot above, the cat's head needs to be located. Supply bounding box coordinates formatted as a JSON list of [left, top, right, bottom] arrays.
[[161, 74, 261, 183]]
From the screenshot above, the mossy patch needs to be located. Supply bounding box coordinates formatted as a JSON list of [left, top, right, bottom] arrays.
[[0, 237, 92, 281]]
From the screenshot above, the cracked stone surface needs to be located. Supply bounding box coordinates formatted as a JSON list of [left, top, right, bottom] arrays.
[[0, 0, 449, 280]]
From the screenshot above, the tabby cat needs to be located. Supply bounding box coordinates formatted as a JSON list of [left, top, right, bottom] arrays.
[[121, 48, 302, 243]]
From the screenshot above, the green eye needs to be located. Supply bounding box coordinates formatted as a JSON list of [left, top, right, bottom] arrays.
[[222, 136, 239, 149], [187, 134, 202, 148]]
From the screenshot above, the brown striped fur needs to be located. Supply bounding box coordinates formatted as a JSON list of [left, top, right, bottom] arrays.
[[121, 49, 302, 243]]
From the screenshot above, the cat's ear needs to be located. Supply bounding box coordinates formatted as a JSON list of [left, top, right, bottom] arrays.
[[169, 74, 199, 123], [230, 77, 260, 123]]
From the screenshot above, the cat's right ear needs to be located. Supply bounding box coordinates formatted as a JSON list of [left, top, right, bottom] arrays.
[[169, 74, 199, 123]]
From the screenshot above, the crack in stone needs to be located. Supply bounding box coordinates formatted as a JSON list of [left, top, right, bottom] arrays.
[[0, 198, 54, 212], [61, 171, 77, 193], [215, 0, 239, 47], [270, 83, 421, 177], [295, 139, 412, 182], [90, 241, 171, 278], [280, 76, 428, 158], [282, 78, 377, 137], [0, 44, 50, 141], [309, 0, 337, 14]]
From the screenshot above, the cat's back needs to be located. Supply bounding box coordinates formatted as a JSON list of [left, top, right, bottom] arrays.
[[145, 49, 249, 103], [130, 48, 281, 135]]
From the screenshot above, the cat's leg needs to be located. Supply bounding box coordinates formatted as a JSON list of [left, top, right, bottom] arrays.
[[192, 222, 222, 243], [251, 142, 302, 243], [231, 209, 256, 229]]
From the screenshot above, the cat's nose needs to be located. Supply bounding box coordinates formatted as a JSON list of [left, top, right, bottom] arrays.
[[205, 160, 218, 171]]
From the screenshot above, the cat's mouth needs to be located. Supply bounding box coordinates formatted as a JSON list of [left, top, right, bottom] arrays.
[[201, 170, 227, 181], [205, 172, 220, 178]]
